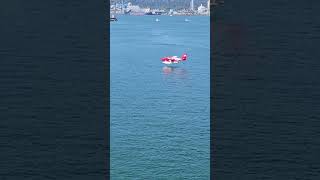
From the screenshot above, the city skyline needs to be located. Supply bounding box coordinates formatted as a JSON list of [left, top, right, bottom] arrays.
[[110, 0, 210, 9], [111, 0, 211, 15]]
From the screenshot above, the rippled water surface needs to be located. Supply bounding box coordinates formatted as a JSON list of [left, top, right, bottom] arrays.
[[213, 1, 320, 179], [111, 16, 210, 179], [0, 1, 106, 179]]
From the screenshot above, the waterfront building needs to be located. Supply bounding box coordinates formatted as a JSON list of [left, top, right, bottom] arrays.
[[207, 0, 210, 15], [197, 4, 207, 14], [190, 0, 194, 11], [126, 2, 149, 15]]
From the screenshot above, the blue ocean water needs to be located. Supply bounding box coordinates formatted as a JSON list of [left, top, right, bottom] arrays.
[[213, 1, 320, 179], [0, 1, 107, 179], [111, 16, 210, 179]]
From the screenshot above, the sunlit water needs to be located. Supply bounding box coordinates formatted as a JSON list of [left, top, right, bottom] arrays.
[[111, 15, 210, 179]]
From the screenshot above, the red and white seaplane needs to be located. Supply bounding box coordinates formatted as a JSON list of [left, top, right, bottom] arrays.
[[161, 53, 188, 65]]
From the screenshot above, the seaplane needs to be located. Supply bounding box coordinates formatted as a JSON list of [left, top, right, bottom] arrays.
[[161, 53, 188, 65]]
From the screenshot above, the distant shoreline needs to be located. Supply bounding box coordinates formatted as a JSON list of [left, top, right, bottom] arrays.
[[111, 14, 210, 16]]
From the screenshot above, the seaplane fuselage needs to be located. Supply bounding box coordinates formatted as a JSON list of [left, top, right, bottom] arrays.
[[161, 54, 187, 65]]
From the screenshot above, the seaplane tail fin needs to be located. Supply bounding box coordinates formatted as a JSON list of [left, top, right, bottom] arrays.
[[181, 53, 187, 61]]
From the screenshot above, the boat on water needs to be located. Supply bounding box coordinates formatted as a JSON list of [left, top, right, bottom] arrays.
[[145, 11, 162, 15], [110, 15, 117, 21], [110, 17, 117, 21], [155, 18, 160, 22], [185, 18, 190, 22]]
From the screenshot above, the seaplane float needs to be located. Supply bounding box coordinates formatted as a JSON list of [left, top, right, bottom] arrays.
[[161, 53, 188, 65]]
